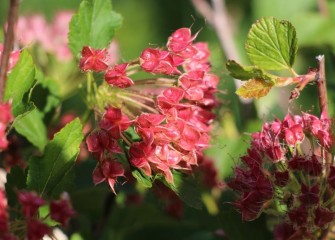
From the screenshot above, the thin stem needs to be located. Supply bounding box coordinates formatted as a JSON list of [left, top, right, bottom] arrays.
[[317, 0, 329, 16], [191, 0, 252, 104], [117, 94, 159, 114], [316, 55, 328, 116], [0, 0, 20, 102], [122, 91, 155, 103]]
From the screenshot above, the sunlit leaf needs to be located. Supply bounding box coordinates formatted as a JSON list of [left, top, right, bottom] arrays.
[[4, 50, 36, 116], [69, 0, 123, 56], [27, 119, 83, 197], [246, 17, 297, 70], [13, 107, 48, 152]]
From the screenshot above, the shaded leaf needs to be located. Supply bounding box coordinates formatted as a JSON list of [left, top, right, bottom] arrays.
[[13, 107, 48, 152], [164, 171, 202, 209], [132, 169, 152, 188], [226, 60, 277, 83], [236, 79, 274, 99], [246, 17, 297, 70], [27, 119, 83, 197], [69, 0, 123, 56], [4, 50, 36, 116]]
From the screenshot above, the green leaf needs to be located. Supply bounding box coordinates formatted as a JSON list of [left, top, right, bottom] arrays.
[[27, 119, 83, 197], [246, 17, 298, 70], [164, 171, 202, 209], [132, 169, 152, 188], [13, 107, 48, 152], [226, 60, 277, 83], [236, 79, 274, 99], [69, 0, 123, 56], [4, 50, 36, 116]]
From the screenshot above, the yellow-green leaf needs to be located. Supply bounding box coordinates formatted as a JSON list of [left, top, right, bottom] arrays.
[[236, 79, 274, 99]]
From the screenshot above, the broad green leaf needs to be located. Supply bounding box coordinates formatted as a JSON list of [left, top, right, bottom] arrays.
[[13, 107, 48, 152], [4, 50, 36, 116], [226, 60, 277, 83], [246, 17, 297, 70], [236, 79, 274, 99], [27, 119, 83, 197], [69, 0, 123, 56], [164, 171, 202, 209], [132, 169, 152, 188]]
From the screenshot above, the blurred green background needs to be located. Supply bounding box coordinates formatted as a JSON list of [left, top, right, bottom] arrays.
[[1, 0, 335, 239]]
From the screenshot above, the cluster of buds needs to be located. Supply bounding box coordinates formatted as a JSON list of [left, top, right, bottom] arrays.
[[0, 190, 75, 240], [0, 102, 14, 152], [228, 112, 334, 238], [83, 27, 219, 193]]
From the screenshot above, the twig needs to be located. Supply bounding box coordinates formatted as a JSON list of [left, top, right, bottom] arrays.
[[190, 0, 214, 25], [0, 0, 20, 102], [317, 0, 329, 16], [191, 0, 252, 104], [316, 55, 328, 116]]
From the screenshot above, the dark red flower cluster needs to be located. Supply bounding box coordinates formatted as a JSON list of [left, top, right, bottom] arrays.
[[84, 27, 219, 193], [18, 191, 75, 240], [0, 190, 75, 239], [228, 112, 335, 237], [0, 102, 14, 152]]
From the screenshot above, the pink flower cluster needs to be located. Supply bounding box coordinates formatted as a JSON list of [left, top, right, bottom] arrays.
[[228, 112, 334, 238], [16, 12, 73, 61], [0, 190, 75, 240], [0, 102, 14, 152], [84, 27, 219, 193]]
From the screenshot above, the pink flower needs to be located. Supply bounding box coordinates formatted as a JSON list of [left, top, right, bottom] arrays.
[[93, 159, 125, 194], [26, 219, 51, 240], [0, 45, 20, 72], [167, 28, 198, 58], [79, 46, 108, 72], [129, 141, 153, 176], [0, 190, 9, 233], [0, 123, 9, 151], [314, 206, 335, 227], [50, 193, 75, 226], [299, 183, 319, 206], [288, 206, 308, 225], [17, 191, 46, 218], [99, 107, 131, 139], [105, 63, 134, 88], [140, 48, 183, 75]]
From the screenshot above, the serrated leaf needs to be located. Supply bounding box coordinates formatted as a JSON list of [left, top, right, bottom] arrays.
[[226, 60, 277, 83], [27, 119, 83, 197], [236, 79, 274, 99], [69, 0, 123, 56], [13, 107, 48, 152], [164, 171, 202, 209], [4, 50, 36, 116], [132, 169, 152, 188], [246, 17, 297, 70]]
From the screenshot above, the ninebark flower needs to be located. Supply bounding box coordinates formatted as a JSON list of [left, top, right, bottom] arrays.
[[85, 27, 218, 192], [229, 112, 334, 237]]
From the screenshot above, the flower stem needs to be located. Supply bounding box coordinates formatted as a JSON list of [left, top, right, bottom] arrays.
[[0, 0, 20, 102]]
